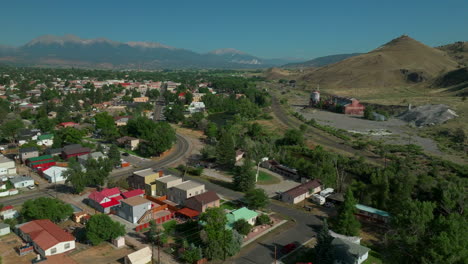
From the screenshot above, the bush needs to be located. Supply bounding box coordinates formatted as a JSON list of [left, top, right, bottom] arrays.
[[256, 214, 272, 226], [233, 219, 252, 236]]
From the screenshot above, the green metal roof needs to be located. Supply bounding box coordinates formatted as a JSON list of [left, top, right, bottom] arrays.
[[30, 159, 55, 166], [38, 134, 54, 140], [27, 155, 53, 163], [356, 204, 390, 217], [226, 207, 258, 228]]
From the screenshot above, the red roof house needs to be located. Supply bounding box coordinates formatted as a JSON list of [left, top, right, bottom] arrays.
[[58, 122, 79, 128], [18, 219, 75, 257], [121, 189, 145, 199], [61, 147, 91, 160], [281, 179, 322, 204], [88, 188, 122, 213]]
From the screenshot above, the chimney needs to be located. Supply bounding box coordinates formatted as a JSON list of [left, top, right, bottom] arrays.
[[158, 170, 164, 177]]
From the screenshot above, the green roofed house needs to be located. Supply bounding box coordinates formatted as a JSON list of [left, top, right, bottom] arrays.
[[37, 134, 54, 147], [226, 207, 258, 229], [26, 155, 53, 167], [355, 204, 391, 223]]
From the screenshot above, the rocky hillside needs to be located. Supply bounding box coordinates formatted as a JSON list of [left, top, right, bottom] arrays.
[[437, 41, 468, 67], [282, 53, 362, 68], [299, 35, 458, 89]]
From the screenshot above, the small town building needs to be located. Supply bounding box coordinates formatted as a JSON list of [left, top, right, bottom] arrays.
[[0, 223, 10, 236], [0, 205, 18, 219], [167, 180, 205, 205], [114, 116, 130, 127], [176, 207, 200, 219], [184, 191, 220, 213], [121, 189, 145, 199], [19, 147, 39, 162], [26, 155, 54, 167], [332, 237, 370, 264], [58, 122, 79, 128], [112, 236, 125, 248], [188, 102, 205, 114], [0, 155, 16, 176], [154, 175, 183, 196], [117, 136, 140, 151], [132, 97, 149, 103], [281, 179, 322, 204], [117, 196, 153, 224], [77, 151, 106, 165], [44, 148, 63, 157], [62, 146, 91, 160], [128, 169, 161, 196], [226, 207, 259, 228], [137, 204, 175, 225], [10, 176, 35, 189], [355, 204, 391, 224], [18, 219, 76, 257], [124, 246, 151, 264], [42, 166, 68, 183], [88, 187, 122, 213], [37, 134, 54, 146]]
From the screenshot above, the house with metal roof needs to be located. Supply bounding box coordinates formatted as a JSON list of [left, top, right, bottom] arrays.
[[87, 187, 122, 213], [43, 166, 68, 183], [9, 176, 34, 188], [355, 204, 391, 223], [37, 134, 54, 146], [77, 151, 106, 165], [226, 207, 259, 228]]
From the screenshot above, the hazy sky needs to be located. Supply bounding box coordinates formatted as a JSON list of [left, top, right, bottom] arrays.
[[1, 0, 467, 59]]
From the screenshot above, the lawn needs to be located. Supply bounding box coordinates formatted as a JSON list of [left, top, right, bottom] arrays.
[[220, 201, 238, 211], [256, 171, 281, 185], [162, 220, 177, 233]]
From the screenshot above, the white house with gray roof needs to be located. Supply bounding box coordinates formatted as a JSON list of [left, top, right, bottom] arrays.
[[0, 155, 16, 176], [77, 151, 106, 165], [9, 176, 34, 188]]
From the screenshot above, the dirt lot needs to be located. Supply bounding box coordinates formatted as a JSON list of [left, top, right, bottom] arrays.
[[0, 233, 35, 264], [69, 243, 133, 264]]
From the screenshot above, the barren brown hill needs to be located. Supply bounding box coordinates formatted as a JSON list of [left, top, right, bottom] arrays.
[[264, 67, 294, 80], [300, 35, 458, 89], [437, 41, 468, 67]]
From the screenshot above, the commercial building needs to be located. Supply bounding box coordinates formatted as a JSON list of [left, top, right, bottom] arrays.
[[117, 196, 153, 224], [0, 155, 16, 176], [184, 191, 220, 213], [154, 175, 183, 196], [167, 180, 205, 205], [128, 169, 161, 196]]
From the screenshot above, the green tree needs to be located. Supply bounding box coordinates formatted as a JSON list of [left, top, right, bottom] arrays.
[[312, 220, 334, 264], [0, 119, 24, 143], [185, 92, 194, 104], [232, 159, 256, 192], [21, 197, 74, 222], [86, 214, 125, 245], [36, 117, 56, 132], [200, 207, 232, 260], [147, 89, 160, 100], [277, 129, 304, 146], [205, 122, 218, 142], [126, 117, 176, 157], [333, 188, 361, 236], [94, 112, 119, 141], [108, 144, 121, 166], [165, 102, 186, 123], [55, 127, 84, 145], [244, 188, 269, 210], [182, 244, 203, 263], [233, 219, 252, 236], [64, 158, 87, 193], [215, 131, 236, 168], [256, 214, 272, 226]]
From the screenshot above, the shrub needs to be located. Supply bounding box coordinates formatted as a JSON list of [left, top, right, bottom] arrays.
[[256, 214, 272, 226]]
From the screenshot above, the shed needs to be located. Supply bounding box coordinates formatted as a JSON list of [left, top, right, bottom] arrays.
[[112, 236, 125, 248], [176, 208, 200, 219], [0, 223, 10, 236]]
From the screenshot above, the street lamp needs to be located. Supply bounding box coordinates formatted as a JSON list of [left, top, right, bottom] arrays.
[[256, 157, 269, 183]]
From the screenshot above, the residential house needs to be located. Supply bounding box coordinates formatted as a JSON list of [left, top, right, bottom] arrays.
[[188, 102, 205, 114], [77, 151, 106, 165], [114, 116, 130, 127], [88, 187, 123, 213], [48, 111, 57, 119], [281, 179, 322, 204], [355, 204, 391, 224], [62, 146, 91, 160], [124, 246, 151, 264], [128, 169, 161, 196], [226, 207, 259, 228], [18, 219, 75, 257], [192, 93, 204, 102], [167, 180, 205, 205], [184, 191, 220, 213], [117, 196, 153, 224], [332, 237, 370, 264], [37, 134, 54, 146], [44, 148, 63, 157], [154, 175, 183, 196], [42, 166, 68, 183], [26, 155, 54, 167], [121, 189, 145, 199], [58, 122, 79, 128], [10, 176, 35, 189], [19, 147, 39, 162], [0, 205, 18, 219], [133, 97, 149, 103], [0, 155, 16, 176], [117, 136, 140, 151], [0, 223, 10, 236]]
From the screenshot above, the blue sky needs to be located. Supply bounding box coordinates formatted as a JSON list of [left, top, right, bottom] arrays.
[[1, 0, 467, 59]]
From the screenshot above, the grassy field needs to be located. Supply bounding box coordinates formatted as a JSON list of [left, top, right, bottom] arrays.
[[220, 201, 238, 211], [256, 171, 281, 185]]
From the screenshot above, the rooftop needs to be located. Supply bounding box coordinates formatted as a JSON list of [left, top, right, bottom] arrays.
[[122, 196, 151, 207], [185, 190, 219, 205], [227, 207, 258, 224], [19, 219, 75, 250], [356, 204, 391, 217], [133, 168, 157, 178], [126, 247, 151, 263], [121, 189, 145, 199], [9, 175, 34, 184], [156, 175, 182, 184], [172, 180, 204, 191]]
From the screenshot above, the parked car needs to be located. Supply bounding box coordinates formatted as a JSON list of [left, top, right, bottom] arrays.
[[28, 185, 36, 190], [122, 152, 130, 156], [281, 243, 297, 254]]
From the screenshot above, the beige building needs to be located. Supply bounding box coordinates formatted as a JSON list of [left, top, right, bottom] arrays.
[[167, 180, 205, 205], [128, 169, 161, 196], [133, 96, 149, 103], [154, 175, 183, 196], [281, 179, 322, 204]]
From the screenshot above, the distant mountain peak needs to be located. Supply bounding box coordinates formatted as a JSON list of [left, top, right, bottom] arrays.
[[126, 41, 176, 50], [25, 34, 118, 46], [209, 48, 247, 55]]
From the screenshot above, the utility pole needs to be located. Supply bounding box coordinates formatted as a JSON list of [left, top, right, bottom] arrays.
[[274, 245, 277, 264]]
